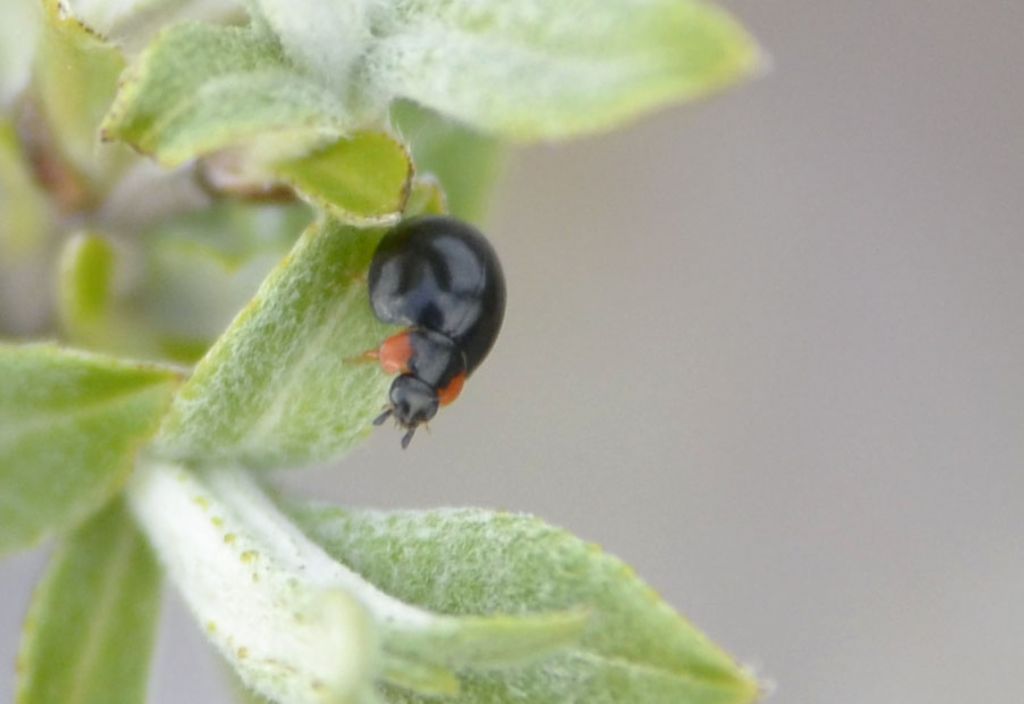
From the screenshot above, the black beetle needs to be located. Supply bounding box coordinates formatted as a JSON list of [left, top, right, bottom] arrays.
[[366, 216, 506, 448]]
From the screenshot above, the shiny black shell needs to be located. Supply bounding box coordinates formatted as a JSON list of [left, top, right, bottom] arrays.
[[368, 216, 506, 374]]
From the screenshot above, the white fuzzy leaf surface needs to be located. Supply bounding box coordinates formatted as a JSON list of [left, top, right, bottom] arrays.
[[289, 505, 762, 704], [246, 0, 761, 140], [128, 463, 585, 703]]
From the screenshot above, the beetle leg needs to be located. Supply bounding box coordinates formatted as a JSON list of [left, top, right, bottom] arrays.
[[401, 426, 417, 449]]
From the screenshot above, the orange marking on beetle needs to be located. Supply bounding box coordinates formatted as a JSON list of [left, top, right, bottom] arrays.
[[437, 372, 466, 406], [378, 331, 414, 375]]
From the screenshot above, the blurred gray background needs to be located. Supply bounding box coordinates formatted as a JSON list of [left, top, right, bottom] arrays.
[[3, 0, 1023, 702]]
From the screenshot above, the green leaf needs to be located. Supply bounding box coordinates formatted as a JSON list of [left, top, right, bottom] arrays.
[[0, 119, 51, 259], [34, 0, 127, 187], [128, 461, 379, 704], [54, 205, 310, 363], [378, 0, 761, 139], [230, 666, 275, 704], [57, 233, 116, 345], [0, 119, 53, 334], [403, 176, 447, 219], [68, 0, 242, 48], [16, 500, 162, 704], [101, 23, 353, 167], [246, 0, 761, 141], [137, 202, 309, 362], [152, 217, 396, 470], [127, 462, 582, 704], [143, 202, 309, 271], [392, 102, 503, 224], [0, 0, 40, 107], [102, 23, 415, 224], [240, 0, 372, 94], [290, 506, 761, 704], [273, 132, 413, 226], [0, 344, 182, 555]]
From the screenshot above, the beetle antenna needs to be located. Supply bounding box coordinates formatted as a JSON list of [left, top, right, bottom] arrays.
[[401, 427, 417, 449], [373, 408, 393, 426]]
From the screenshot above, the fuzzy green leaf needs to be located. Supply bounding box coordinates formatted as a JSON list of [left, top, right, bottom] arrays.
[[101, 23, 352, 167], [403, 176, 447, 219], [138, 202, 309, 362], [0, 344, 181, 555], [68, 0, 242, 48], [0, 0, 39, 107], [16, 500, 162, 704], [35, 0, 127, 186], [57, 233, 116, 345], [152, 217, 395, 469], [247, 0, 761, 141], [374, 0, 760, 139], [273, 132, 413, 226], [128, 462, 582, 704], [0, 120, 53, 334], [0, 120, 51, 259], [241, 0, 372, 94], [392, 103, 503, 224], [128, 461, 379, 704], [101, 23, 414, 223], [290, 506, 761, 704]]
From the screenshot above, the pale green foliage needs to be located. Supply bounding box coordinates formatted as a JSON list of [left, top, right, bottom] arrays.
[[0, 1, 762, 703], [99, 22, 415, 224], [67, 0, 243, 47], [100, 0, 758, 218], [129, 462, 586, 704], [58, 204, 310, 364], [137, 203, 309, 360], [0, 119, 53, 333], [145, 185, 440, 470], [241, 0, 371, 93], [16, 501, 162, 704], [129, 462, 380, 704], [273, 132, 413, 225], [35, 0, 127, 188], [245, 0, 761, 139], [371, 0, 760, 139], [47, 202, 312, 365], [0, 345, 181, 555], [391, 103, 503, 224], [58, 233, 116, 345], [291, 506, 760, 704], [153, 218, 397, 469], [0, 0, 40, 108], [101, 24, 352, 166], [0, 120, 51, 259]]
